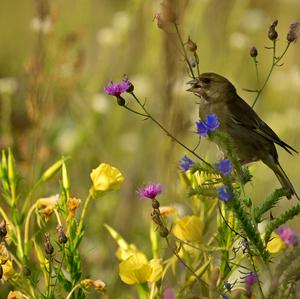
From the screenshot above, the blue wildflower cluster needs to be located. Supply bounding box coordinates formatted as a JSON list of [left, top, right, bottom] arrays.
[[195, 114, 220, 137], [179, 155, 195, 172], [216, 159, 232, 176], [217, 185, 234, 202]]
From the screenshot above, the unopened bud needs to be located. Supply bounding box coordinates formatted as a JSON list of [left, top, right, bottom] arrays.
[[268, 20, 278, 41], [41, 160, 63, 182], [287, 21, 299, 43], [56, 225, 68, 244], [44, 233, 54, 255], [151, 198, 160, 209], [116, 96, 125, 106], [249, 46, 258, 58], [186, 36, 197, 52], [159, 226, 169, 238]]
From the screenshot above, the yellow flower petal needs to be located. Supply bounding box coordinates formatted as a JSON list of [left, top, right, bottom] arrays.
[[90, 163, 125, 192], [267, 232, 285, 254], [119, 252, 151, 285], [172, 215, 203, 242], [148, 259, 163, 282]]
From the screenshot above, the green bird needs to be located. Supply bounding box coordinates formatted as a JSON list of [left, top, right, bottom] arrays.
[[187, 72, 299, 199]]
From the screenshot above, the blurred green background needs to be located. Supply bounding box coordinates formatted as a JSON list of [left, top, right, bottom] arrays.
[[0, 0, 299, 297]]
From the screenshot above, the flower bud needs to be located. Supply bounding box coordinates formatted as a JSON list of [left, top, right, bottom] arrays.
[[56, 225, 68, 244], [268, 20, 278, 41], [287, 21, 299, 43], [44, 233, 54, 255], [151, 198, 160, 209], [41, 159, 63, 182], [159, 226, 169, 238], [117, 96, 126, 106], [249, 46, 258, 58], [186, 36, 197, 52]]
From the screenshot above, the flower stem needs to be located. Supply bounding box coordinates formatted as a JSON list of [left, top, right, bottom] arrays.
[[24, 202, 38, 255], [77, 193, 92, 235], [66, 283, 81, 299], [252, 41, 291, 108], [129, 92, 213, 169], [173, 22, 195, 78]]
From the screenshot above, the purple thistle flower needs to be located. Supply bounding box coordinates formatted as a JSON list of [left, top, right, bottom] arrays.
[[104, 80, 130, 97], [137, 183, 162, 199], [205, 114, 220, 132], [179, 155, 195, 172], [276, 226, 298, 245], [244, 272, 257, 286], [195, 120, 208, 137], [217, 186, 234, 202], [216, 159, 233, 176]]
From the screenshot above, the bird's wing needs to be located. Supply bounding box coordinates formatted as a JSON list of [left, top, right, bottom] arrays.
[[229, 96, 298, 154]]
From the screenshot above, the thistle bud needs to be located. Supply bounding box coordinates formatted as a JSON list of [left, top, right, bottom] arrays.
[[287, 21, 299, 43], [186, 36, 197, 52], [56, 225, 68, 244], [249, 46, 258, 58], [116, 96, 125, 106], [44, 233, 54, 255], [268, 20, 278, 41], [151, 198, 160, 209], [159, 226, 169, 238]]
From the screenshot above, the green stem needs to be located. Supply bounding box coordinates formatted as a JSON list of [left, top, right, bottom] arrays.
[[136, 283, 150, 299], [66, 283, 81, 299], [24, 202, 38, 251], [173, 22, 195, 78], [252, 41, 290, 108], [77, 193, 92, 235], [130, 92, 213, 169], [249, 254, 265, 299], [47, 256, 52, 299]]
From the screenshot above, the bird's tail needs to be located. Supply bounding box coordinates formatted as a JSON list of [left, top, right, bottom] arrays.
[[272, 162, 299, 200]]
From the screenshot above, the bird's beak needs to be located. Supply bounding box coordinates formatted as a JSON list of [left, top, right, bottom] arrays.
[[186, 79, 202, 93]]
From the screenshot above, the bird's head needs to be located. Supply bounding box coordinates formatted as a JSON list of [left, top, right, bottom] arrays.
[[186, 72, 236, 103]]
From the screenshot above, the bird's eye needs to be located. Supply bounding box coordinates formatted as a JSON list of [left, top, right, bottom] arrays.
[[202, 78, 211, 84]]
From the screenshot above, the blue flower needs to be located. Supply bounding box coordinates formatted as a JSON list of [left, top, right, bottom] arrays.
[[216, 159, 233, 176], [217, 186, 234, 202], [205, 114, 220, 132], [195, 114, 220, 138], [179, 155, 195, 172], [195, 120, 208, 137]]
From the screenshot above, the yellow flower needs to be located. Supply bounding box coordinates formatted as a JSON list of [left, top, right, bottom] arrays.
[[119, 252, 163, 285], [90, 163, 125, 194], [7, 291, 25, 299], [116, 243, 139, 261], [67, 197, 81, 221], [2, 260, 15, 281], [266, 232, 285, 254], [172, 215, 203, 242]]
